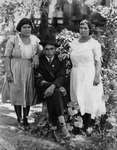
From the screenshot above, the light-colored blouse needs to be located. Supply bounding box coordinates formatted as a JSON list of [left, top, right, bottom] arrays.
[[4, 34, 42, 59]]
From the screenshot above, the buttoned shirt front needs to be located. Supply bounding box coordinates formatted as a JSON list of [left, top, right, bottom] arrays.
[[46, 56, 54, 64]]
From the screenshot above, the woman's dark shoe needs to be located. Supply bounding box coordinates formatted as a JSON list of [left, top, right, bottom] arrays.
[[23, 118, 30, 131], [17, 122, 25, 131], [17, 118, 25, 131], [51, 130, 60, 143], [24, 123, 30, 131]]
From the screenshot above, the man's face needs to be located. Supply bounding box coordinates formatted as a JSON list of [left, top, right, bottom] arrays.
[[44, 44, 56, 58]]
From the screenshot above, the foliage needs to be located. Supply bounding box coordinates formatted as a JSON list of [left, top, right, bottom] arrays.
[[0, 0, 26, 34], [0, 0, 117, 149], [0, 37, 8, 91], [64, 102, 83, 134], [88, 4, 117, 149], [0, 0, 50, 35]]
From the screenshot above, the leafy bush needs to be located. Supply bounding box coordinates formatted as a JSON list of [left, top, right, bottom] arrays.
[[0, 37, 9, 91]]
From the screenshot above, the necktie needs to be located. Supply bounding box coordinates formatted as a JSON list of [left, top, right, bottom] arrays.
[[49, 58, 52, 64]]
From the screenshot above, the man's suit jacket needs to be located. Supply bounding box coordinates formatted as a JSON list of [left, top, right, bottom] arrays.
[[34, 54, 66, 103]]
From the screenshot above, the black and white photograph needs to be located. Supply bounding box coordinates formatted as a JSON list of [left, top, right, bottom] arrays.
[[0, 0, 116, 150]]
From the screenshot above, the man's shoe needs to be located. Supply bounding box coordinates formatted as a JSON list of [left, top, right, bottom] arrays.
[[51, 130, 60, 143], [61, 124, 70, 139]]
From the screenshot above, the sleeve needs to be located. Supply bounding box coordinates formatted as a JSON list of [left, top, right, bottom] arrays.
[[53, 59, 66, 88], [4, 36, 15, 57], [35, 37, 43, 54], [92, 40, 102, 61], [34, 64, 52, 88], [34, 66, 45, 85], [69, 39, 77, 54]]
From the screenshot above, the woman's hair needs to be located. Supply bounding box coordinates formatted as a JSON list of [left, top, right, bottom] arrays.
[[78, 19, 93, 35], [16, 18, 34, 32]]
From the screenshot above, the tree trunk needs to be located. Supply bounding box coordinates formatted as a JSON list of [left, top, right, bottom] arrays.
[[39, 0, 49, 41]]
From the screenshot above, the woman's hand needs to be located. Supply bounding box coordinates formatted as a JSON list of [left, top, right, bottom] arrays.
[[6, 70, 13, 83], [32, 55, 39, 68], [93, 76, 100, 86]]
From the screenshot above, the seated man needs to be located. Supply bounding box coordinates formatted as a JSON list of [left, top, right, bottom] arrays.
[[34, 33, 70, 142]]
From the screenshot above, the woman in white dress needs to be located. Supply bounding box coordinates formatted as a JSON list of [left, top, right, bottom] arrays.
[[69, 19, 106, 133]]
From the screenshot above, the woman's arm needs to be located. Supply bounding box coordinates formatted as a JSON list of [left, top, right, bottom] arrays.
[[92, 39, 102, 86], [32, 36, 44, 68], [32, 54, 39, 68], [93, 60, 101, 86], [32, 50, 45, 68], [5, 57, 11, 71], [5, 56, 13, 83], [95, 60, 101, 77]]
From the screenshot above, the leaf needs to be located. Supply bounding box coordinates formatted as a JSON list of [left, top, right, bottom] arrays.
[[74, 116, 83, 128], [102, 94, 109, 102], [67, 123, 73, 131], [67, 101, 78, 108], [64, 114, 69, 122], [74, 121, 83, 128], [107, 116, 116, 124], [73, 109, 78, 115], [67, 101, 74, 107], [68, 107, 74, 116], [69, 141, 76, 148]]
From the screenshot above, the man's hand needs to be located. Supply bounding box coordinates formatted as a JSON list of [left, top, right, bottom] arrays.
[[58, 51, 62, 61], [44, 84, 55, 98], [59, 87, 67, 96]]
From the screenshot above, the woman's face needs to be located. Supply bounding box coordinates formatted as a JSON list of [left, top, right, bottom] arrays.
[[79, 23, 90, 38], [20, 24, 32, 36]]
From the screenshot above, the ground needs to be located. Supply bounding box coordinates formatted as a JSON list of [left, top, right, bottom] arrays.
[[0, 94, 96, 150]]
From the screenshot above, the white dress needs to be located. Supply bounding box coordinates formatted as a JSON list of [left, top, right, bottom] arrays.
[[70, 38, 106, 119]]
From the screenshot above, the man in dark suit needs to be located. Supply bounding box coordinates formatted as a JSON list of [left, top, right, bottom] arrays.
[[34, 34, 70, 142]]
